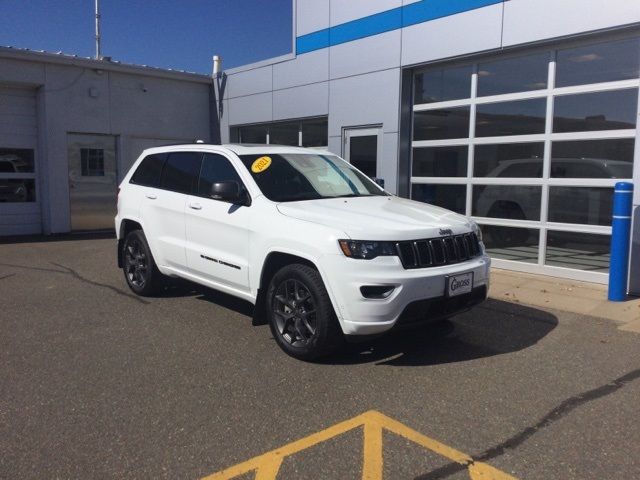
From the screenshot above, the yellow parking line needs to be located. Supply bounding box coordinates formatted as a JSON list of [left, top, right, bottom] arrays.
[[362, 415, 383, 480], [202, 410, 517, 480], [202, 413, 366, 480]]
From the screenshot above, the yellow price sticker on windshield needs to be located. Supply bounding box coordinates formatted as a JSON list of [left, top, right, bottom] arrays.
[[251, 156, 272, 173]]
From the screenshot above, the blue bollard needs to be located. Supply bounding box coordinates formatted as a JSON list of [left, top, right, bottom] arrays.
[[608, 182, 634, 302]]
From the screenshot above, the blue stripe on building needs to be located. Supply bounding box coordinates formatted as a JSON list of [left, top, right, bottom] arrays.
[[295, 0, 504, 55]]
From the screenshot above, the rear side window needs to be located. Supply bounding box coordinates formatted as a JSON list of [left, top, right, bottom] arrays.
[[198, 153, 243, 197], [130, 153, 166, 187], [160, 152, 202, 194]]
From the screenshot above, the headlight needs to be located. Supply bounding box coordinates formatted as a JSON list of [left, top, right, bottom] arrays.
[[471, 222, 483, 243], [338, 240, 397, 259]]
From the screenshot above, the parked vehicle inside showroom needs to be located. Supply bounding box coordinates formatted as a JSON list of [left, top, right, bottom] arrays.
[[475, 157, 630, 247], [115, 144, 490, 360]]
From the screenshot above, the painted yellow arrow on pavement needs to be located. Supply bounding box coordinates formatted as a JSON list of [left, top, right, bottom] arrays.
[[202, 410, 517, 480]]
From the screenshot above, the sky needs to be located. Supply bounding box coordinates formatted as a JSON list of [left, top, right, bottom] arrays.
[[0, 0, 293, 73]]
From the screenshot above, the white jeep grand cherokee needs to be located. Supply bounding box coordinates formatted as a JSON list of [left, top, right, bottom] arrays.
[[116, 144, 490, 360]]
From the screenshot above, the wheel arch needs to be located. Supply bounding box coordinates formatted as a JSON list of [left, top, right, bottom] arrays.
[[117, 219, 143, 268], [252, 250, 342, 328]]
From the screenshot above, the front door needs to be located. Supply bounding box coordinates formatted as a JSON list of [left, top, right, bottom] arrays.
[[185, 152, 250, 293], [343, 127, 383, 179], [67, 133, 118, 231]]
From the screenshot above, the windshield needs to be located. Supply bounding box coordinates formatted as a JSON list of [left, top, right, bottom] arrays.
[[239, 153, 387, 202]]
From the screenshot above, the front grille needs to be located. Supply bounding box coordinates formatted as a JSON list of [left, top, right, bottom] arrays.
[[396, 232, 481, 269]]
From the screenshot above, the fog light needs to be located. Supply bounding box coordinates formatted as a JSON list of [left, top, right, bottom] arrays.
[[360, 285, 395, 299]]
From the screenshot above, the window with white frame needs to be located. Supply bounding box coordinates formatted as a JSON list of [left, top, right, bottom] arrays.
[[410, 36, 639, 280], [236, 117, 328, 148]]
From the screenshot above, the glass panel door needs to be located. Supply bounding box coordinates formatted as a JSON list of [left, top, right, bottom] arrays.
[[343, 127, 382, 179]]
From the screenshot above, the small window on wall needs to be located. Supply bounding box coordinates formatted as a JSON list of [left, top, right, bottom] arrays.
[[239, 125, 268, 144], [301, 118, 328, 147], [80, 148, 105, 176], [0, 148, 36, 203], [269, 122, 299, 146], [235, 117, 328, 148]]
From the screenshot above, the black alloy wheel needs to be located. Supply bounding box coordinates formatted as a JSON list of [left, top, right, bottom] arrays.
[[122, 229, 163, 296], [124, 236, 148, 289], [272, 278, 317, 347], [266, 264, 342, 361]]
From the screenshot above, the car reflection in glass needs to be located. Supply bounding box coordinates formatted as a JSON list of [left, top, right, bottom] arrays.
[[474, 157, 631, 247]]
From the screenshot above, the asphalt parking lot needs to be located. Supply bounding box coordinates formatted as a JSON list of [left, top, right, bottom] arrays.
[[1, 236, 640, 479]]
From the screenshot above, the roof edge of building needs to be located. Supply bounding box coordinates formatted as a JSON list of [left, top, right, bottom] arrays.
[[0, 46, 213, 84]]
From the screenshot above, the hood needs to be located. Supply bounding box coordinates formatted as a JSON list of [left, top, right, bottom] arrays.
[[276, 195, 473, 241]]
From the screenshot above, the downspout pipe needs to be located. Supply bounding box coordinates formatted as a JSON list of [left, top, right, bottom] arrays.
[[209, 55, 225, 145]]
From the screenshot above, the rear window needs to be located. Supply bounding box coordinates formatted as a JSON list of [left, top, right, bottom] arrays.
[[130, 153, 166, 187]]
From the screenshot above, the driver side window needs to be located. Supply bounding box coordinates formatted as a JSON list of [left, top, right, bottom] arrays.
[[198, 153, 244, 198]]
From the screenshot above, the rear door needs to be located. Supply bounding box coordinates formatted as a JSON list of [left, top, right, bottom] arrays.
[[185, 152, 251, 292], [140, 151, 202, 269]]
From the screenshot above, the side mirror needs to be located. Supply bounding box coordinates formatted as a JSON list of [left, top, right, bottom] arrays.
[[373, 177, 385, 189], [211, 181, 249, 205]]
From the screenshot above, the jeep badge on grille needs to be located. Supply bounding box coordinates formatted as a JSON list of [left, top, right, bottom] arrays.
[[439, 228, 453, 236]]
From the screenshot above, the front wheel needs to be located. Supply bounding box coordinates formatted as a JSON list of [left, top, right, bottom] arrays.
[[266, 264, 342, 361]]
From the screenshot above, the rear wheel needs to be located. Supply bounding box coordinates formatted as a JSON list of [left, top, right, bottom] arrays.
[[266, 264, 342, 361], [122, 229, 164, 296]]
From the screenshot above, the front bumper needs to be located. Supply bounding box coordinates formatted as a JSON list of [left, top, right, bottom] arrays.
[[320, 253, 490, 336]]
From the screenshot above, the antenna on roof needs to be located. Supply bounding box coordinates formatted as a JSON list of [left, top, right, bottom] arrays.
[[95, 0, 101, 59]]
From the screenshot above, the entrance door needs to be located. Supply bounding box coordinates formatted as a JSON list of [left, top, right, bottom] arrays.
[[343, 127, 383, 178], [67, 133, 117, 231]]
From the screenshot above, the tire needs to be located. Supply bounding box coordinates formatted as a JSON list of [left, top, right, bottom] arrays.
[[121, 229, 164, 296], [266, 264, 343, 361]]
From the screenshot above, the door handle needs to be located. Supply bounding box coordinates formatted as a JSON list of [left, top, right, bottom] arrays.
[[189, 202, 202, 210], [146, 194, 157, 200]]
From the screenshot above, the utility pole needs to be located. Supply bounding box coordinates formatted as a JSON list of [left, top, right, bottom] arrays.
[[95, 0, 101, 59]]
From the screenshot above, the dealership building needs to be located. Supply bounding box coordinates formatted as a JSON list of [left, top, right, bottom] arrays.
[[1, 0, 640, 292]]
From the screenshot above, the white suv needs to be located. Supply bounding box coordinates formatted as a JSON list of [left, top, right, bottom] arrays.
[[116, 144, 490, 360]]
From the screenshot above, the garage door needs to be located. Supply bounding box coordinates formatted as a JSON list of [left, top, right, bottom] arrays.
[[0, 85, 40, 235], [409, 35, 639, 283]]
